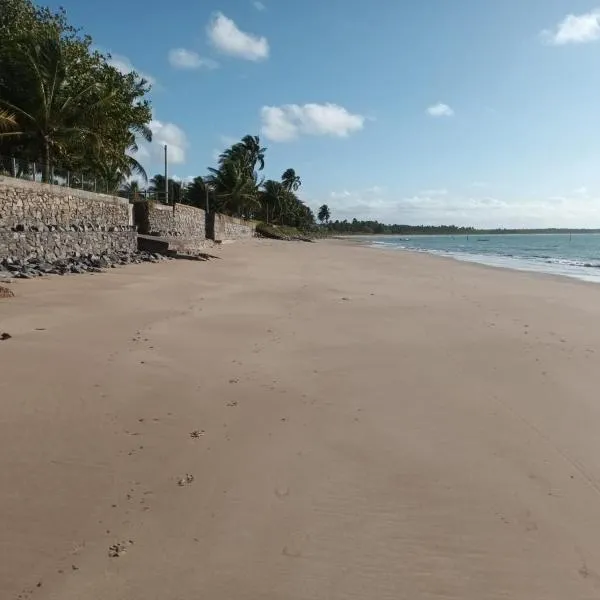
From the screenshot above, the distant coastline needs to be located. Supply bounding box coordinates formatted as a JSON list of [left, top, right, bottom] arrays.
[[330, 227, 600, 236]]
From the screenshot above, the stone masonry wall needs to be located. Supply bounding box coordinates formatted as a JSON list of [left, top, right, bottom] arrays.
[[142, 202, 206, 239], [133, 201, 207, 253], [0, 176, 135, 261], [212, 213, 256, 241]]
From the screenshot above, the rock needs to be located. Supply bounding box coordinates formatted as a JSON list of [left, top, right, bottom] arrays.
[[0, 286, 14, 298], [0, 332, 12, 340], [0, 249, 174, 281]]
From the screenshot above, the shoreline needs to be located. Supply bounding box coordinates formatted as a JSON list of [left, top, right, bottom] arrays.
[[337, 236, 600, 286], [3, 239, 600, 599]]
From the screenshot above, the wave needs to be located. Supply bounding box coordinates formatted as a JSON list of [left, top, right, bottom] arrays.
[[368, 241, 600, 283]]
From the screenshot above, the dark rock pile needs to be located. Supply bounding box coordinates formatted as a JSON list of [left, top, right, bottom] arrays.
[[0, 251, 171, 280]]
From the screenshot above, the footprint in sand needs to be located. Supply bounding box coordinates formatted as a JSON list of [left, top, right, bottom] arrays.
[[177, 474, 195, 487], [108, 540, 134, 558], [275, 487, 290, 499]]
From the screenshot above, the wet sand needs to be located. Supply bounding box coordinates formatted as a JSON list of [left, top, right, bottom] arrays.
[[2, 239, 600, 599]]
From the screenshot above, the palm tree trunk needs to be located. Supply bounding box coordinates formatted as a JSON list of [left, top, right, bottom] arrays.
[[43, 138, 51, 183]]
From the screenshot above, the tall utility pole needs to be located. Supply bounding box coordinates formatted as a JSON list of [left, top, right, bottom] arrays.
[[164, 144, 169, 205]]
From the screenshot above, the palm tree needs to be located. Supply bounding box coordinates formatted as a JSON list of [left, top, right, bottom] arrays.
[[94, 146, 147, 193], [240, 135, 266, 172], [318, 204, 331, 224], [281, 168, 301, 192], [104, 134, 149, 184], [206, 160, 259, 217], [219, 134, 266, 175], [0, 34, 115, 182], [183, 176, 214, 210], [120, 179, 142, 200], [149, 174, 183, 204], [260, 179, 286, 224]]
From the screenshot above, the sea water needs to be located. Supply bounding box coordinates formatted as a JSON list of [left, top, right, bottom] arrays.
[[367, 233, 600, 283]]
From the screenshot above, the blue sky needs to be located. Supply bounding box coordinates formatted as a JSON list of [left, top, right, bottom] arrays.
[[46, 0, 600, 227]]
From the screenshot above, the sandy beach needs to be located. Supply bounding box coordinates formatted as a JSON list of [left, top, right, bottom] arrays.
[[2, 239, 600, 599]]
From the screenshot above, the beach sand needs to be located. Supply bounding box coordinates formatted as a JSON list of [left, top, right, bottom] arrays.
[[2, 239, 600, 599]]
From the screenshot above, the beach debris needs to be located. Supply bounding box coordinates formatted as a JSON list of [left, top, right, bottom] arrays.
[[341, 297, 351, 301], [0, 285, 14, 298], [189, 429, 204, 438], [108, 541, 132, 558], [229, 378, 239, 384], [177, 473, 195, 486], [0, 332, 12, 341], [226, 400, 238, 407]]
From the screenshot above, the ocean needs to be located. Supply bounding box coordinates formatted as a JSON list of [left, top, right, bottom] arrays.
[[366, 233, 600, 283]]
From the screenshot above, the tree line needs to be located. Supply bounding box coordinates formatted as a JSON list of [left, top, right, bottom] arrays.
[[317, 213, 477, 235], [126, 136, 315, 230], [314, 210, 600, 235]]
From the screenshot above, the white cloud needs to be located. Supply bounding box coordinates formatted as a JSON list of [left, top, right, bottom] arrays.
[[105, 52, 156, 86], [427, 103, 454, 118], [171, 175, 196, 184], [261, 103, 365, 142], [207, 12, 269, 61], [253, 1, 266, 10], [139, 120, 189, 165], [168, 48, 219, 70], [320, 187, 600, 228], [419, 188, 448, 196], [542, 9, 600, 45]]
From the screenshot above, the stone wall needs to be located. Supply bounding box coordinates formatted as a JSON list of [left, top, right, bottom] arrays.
[[133, 201, 207, 253], [210, 213, 256, 241], [0, 176, 135, 261], [135, 202, 206, 239], [1, 231, 136, 262]]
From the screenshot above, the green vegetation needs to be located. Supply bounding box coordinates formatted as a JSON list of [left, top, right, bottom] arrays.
[[325, 220, 476, 235], [0, 0, 151, 187], [144, 136, 315, 230], [324, 220, 600, 235], [318, 204, 331, 224], [255, 222, 314, 242]]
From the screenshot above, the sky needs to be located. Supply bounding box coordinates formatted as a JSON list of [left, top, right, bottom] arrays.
[[44, 0, 600, 227]]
